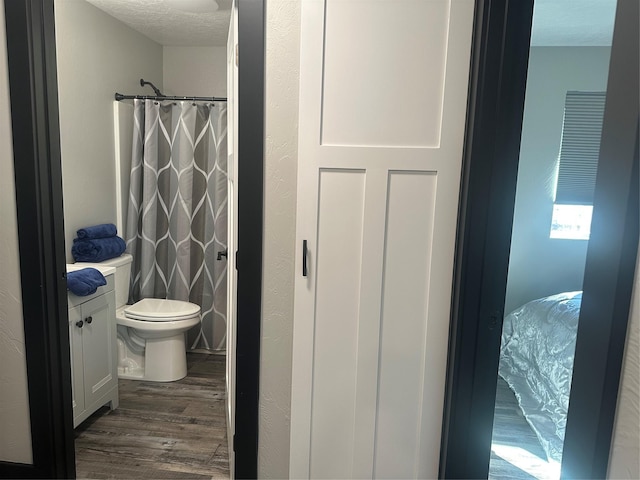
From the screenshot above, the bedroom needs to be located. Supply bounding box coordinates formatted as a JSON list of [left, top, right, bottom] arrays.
[[488, 1, 615, 478]]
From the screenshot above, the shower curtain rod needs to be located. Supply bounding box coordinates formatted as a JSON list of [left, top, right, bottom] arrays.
[[114, 93, 227, 102]]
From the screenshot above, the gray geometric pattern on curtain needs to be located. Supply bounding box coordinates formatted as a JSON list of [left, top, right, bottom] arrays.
[[125, 99, 228, 351]]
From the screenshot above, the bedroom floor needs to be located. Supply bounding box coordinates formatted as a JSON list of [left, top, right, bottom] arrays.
[[489, 377, 561, 480]]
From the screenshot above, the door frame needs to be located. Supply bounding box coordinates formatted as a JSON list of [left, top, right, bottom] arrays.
[[441, 0, 639, 478], [235, 0, 264, 478], [439, 1, 534, 477], [1, 1, 72, 477], [0, 0, 264, 478]]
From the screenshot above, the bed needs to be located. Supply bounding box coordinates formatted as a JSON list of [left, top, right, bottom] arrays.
[[498, 291, 582, 465]]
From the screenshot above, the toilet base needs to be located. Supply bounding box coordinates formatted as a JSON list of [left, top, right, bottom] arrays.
[[143, 333, 189, 382], [117, 366, 145, 380], [117, 329, 189, 382]]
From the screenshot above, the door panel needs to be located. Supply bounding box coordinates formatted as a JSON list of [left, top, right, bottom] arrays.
[[310, 169, 366, 479], [290, 1, 475, 477], [81, 292, 116, 407], [320, 1, 450, 147], [69, 305, 84, 418], [374, 171, 438, 479]]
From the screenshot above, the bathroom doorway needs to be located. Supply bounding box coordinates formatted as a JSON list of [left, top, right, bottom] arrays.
[[54, 0, 233, 477], [0, 0, 264, 477]]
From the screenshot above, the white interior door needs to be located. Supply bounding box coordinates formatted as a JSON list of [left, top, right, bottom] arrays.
[[290, 1, 475, 478], [225, 1, 238, 475]]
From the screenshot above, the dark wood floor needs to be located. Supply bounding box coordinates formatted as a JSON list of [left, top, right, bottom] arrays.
[[489, 377, 556, 480], [74, 356, 551, 479], [75, 353, 229, 479]]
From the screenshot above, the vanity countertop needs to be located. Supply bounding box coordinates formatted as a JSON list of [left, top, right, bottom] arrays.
[[66, 264, 116, 306], [66, 264, 115, 277]]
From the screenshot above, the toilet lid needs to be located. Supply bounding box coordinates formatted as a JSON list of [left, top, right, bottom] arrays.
[[124, 298, 201, 322]]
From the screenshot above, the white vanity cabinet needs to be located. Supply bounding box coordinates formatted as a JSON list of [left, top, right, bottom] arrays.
[[67, 268, 119, 427]]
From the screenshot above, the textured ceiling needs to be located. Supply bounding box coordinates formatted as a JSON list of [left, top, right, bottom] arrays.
[[85, 0, 615, 48], [84, 0, 232, 46], [531, 0, 616, 46]]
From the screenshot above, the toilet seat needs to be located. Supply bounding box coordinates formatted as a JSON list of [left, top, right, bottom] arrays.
[[116, 305, 200, 332], [124, 298, 200, 322]]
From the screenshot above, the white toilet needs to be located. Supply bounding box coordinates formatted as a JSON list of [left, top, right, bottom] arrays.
[[76, 253, 201, 382]]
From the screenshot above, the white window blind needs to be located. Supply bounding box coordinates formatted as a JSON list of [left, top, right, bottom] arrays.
[[555, 91, 606, 205]]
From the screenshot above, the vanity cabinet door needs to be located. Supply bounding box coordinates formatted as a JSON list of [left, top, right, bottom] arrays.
[[80, 291, 117, 408], [69, 305, 85, 419]]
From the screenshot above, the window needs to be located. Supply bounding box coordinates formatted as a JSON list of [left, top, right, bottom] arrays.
[[550, 91, 606, 239], [550, 204, 593, 240]]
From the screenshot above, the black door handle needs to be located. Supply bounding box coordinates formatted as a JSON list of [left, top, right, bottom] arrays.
[[302, 240, 308, 277], [76, 320, 83, 328], [85, 316, 93, 324], [217, 249, 228, 261]]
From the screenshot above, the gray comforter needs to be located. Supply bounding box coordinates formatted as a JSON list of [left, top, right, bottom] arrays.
[[498, 291, 582, 464]]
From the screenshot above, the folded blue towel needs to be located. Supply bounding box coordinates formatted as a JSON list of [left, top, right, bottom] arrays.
[[71, 236, 126, 262], [67, 268, 107, 296], [76, 223, 118, 240]]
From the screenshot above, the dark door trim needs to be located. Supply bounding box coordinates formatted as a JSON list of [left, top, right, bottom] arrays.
[[561, 0, 639, 477], [1, 0, 74, 478], [441, 0, 639, 478], [236, 0, 265, 477], [1, 0, 265, 478], [439, 0, 534, 477]]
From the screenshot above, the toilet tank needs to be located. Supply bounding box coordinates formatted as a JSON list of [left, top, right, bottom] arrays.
[[75, 253, 132, 308]]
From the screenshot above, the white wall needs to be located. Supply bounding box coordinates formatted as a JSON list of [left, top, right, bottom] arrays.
[[0, 0, 33, 464], [505, 47, 611, 313], [259, 0, 300, 478], [609, 248, 640, 479], [54, 0, 163, 262], [163, 46, 227, 97]]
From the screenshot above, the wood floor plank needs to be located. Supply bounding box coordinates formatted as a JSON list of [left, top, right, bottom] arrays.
[[77, 421, 227, 445], [92, 405, 227, 428], [76, 448, 229, 479], [75, 352, 230, 479]]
